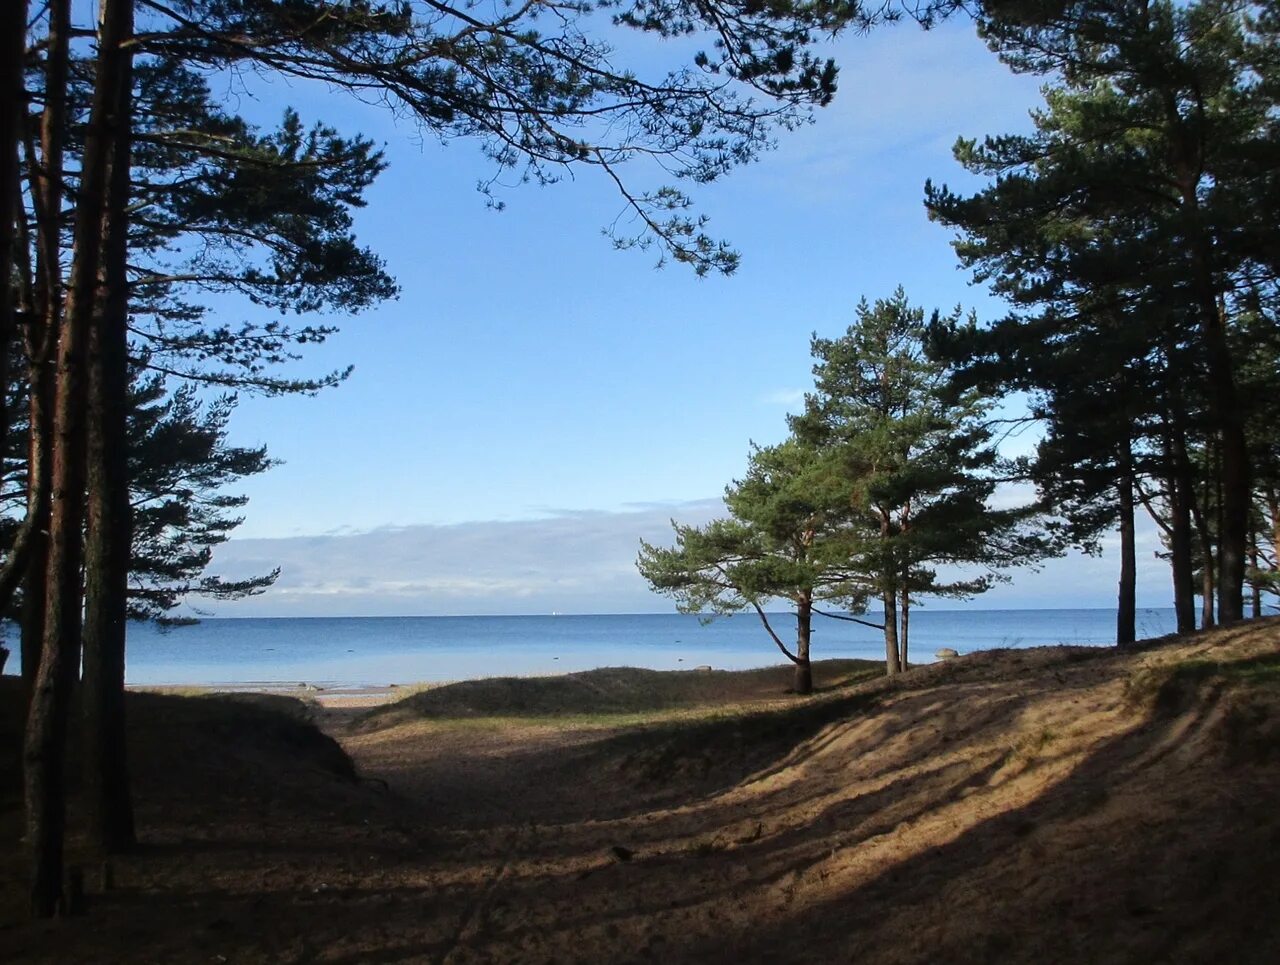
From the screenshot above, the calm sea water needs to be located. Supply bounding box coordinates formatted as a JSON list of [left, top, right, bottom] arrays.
[[6, 608, 1176, 688]]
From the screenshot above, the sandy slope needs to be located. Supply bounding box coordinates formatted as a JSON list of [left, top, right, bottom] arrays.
[[1, 622, 1278, 963]]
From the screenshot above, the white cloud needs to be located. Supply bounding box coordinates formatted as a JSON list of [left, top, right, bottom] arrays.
[[760, 388, 807, 407], [194, 490, 1180, 618], [196, 499, 727, 617], [741, 23, 1040, 194]]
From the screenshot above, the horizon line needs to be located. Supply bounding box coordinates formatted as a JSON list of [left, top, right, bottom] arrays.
[[182, 606, 1171, 621]]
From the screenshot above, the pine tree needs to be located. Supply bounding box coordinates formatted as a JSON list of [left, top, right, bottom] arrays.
[[792, 289, 1052, 673], [638, 440, 868, 695], [927, 0, 1280, 628]]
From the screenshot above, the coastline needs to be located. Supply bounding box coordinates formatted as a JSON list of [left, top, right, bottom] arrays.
[[132, 680, 419, 708], [101, 608, 1179, 693], [4, 621, 1277, 962]]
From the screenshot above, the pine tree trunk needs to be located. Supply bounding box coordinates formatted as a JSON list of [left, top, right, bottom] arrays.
[[1168, 483, 1197, 635], [899, 585, 910, 670], [1163, 411, 1197, 634], [882, 587, 900, 676], [1270, 490, 1280, 596], [1116, 445, 1136, 646], [83, 2, 136, 852], [1210, 387, 1248, 624], [793, 595, 813, 695], [1191, 449, 1216, 630], [1269, 490, 1279, 576], [1183, 205, 1247, 623], [26, 0, 126, 916], [0, 0, 20, 483], [20, 0, 71, 696], [1250, 539, 1262, 619], [20, 371, 53, 690], [22, 0, 72, 918], [1165, 107, 1248, 622], [1200, 558, 1215, 630], [0, 0, 26, 674], [880, 507, 900, 675]]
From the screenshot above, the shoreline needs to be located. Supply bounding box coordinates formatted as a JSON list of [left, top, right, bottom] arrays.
[[131, 680, 420, 708], [123, 656, 869, 709]]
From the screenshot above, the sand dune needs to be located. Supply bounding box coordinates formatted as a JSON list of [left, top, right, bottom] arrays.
[[2, 621, 1278, 962]]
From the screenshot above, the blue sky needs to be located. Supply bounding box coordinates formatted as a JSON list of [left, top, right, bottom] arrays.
[[190, 18, 1175, 616]]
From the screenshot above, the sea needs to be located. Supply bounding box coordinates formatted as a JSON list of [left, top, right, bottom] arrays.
[[4, 608, 1179, 689]]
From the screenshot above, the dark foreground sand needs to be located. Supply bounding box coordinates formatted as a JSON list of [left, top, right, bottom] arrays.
[[2, 624, 1279, 963]]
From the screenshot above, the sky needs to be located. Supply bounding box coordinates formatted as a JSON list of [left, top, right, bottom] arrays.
[[184, 16, 1177, 617]]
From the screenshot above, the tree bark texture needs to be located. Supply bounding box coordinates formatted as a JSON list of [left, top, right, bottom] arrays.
[[20, 369, 53, 690], [20, 0, 72, 694], [898, 585, 910, 670], [1162, 410, 1197, 634], [83, 0, 136, 852], [882, 587, 900, 676], [1192, 444, 1218, 630], [1250, 540, 1262, 619], [26, 0, 131, 917], [1, 0, 26, 674], [23, 0, 73, 918], [0, 0, 21, 497], [1116, 443, 1137, 646], [1181, 193, 1248, 623], [793, 596, 813, 695], [880, 508, 900, 675]]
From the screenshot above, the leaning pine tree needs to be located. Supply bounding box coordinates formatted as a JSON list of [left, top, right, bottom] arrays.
[[638, 440, 867, 695]]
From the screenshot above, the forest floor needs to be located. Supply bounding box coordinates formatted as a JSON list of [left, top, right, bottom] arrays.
[[1, 622, 1279, 963]]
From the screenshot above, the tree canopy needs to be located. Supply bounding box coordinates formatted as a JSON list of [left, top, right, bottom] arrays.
[[926, 0, 1280, 631], [641, 289, 1052, 679]]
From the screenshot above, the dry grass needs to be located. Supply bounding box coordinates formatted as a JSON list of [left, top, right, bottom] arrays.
[[354, 659, 883, 730]]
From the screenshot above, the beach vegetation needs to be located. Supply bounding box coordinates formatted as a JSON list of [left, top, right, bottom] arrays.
[[639, 440, 877, 694], [790, 289, 1056, 673], [641, 289, 1054, 678], [925, 0, 1280, 637]]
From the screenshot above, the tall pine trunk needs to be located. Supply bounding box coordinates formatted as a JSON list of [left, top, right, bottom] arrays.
[[0, 0, 20, 507], [898, 585, 910, 670], [1270, 490, 1279, 578], [22, 0, 72, 917], [882, 586, 900, 675], [1191, 469, 1215, 631], [1163, 406, 1197, 634], [1180, 187, 1247, 623], [25, 0, 128, 916], [880, 509, 900, 675], [20, 0, 72, 695], [1250, 539, 1262, 619], [0, 0, 26, 672], [83, 1, 136, 852], [20, 372, 54, 690], [1116, 443, 1136, 646], [792, 595, 813, 695], [1168, 478, 1197, 635]]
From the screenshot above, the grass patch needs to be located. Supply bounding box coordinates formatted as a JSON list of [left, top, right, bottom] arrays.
[[597, 688, 883, 791], [136, 685, 212, 698], [1167, 653, 1280, 686], [356, 660, 882, 731], [1125, 652, 1280, 715], [1010, 727, 1058, 761]]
